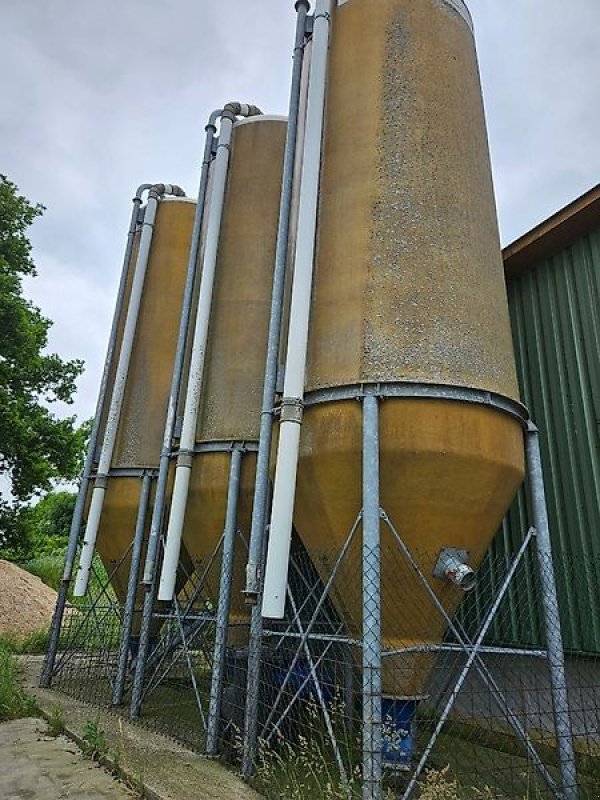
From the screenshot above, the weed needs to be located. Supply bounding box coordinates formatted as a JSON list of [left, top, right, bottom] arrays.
[[80, 714, 122, 769], [46, 704, 65, 737], [127, 768, 146, 798], [21, 554, 64, 591], [81, 715, 109, 760], [0, 641, 38, 720], [419, 765, 461, 800], [21, 552, 117, 608]]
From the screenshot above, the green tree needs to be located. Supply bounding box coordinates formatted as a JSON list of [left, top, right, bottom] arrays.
[[3, 490, 76, 563], [26, 490, 76, 556], [0, 175, 85, 552]]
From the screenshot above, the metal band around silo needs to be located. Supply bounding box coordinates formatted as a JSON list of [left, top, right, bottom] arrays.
[[303, 382, 529, 427]]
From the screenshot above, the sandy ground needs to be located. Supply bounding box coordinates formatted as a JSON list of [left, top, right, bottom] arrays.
[[0, 560, 57, 637], [0, 717, 135, 799]]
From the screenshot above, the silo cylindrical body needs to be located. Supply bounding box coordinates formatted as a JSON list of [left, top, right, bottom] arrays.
[[292, 0, 526, 697], [180, 117, 287, 636], [95, 197, 196, 604]]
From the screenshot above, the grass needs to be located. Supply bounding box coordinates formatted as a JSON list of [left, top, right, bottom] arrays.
[[245, 693, 600, 800], [0, 628, 51, 655], [0, 641, 38, 721], [46, 704, 65, 737], [22, 554, 64, 591], [81, 714, 110, 760], [21, 551, 117, 608]]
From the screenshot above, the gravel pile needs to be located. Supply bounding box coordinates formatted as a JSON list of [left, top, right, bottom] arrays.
[[0, 560, 57, 637]]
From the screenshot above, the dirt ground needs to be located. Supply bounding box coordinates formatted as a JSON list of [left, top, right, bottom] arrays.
[[0, 560, 57, 637], [0, 717, 135, 799]]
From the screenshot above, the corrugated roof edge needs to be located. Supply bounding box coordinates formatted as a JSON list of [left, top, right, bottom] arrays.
[[503, 182, 600, 279]]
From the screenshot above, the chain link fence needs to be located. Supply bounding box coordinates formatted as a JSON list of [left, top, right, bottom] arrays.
[[47, 524, 600, 799]]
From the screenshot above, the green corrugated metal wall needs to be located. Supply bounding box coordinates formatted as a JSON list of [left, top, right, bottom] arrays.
[[462, 225, 600, 654]]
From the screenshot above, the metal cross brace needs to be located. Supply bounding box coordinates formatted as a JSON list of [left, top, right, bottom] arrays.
[[260, 513, 361, 741], [379, 512, 557, 799], [141, 532, 226, 692], [286, 587, 351, 788], [52, 542, 134, 679], [171, 592, 207, 730]]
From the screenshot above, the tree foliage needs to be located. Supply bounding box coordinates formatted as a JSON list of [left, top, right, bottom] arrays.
[[2, 490, 76, 562], [0, 175, 85, 551]]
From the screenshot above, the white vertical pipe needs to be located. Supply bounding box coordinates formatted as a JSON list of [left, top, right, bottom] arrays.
[[157, 118, 235, 602], [261, 0, 333, 620], [73, 192, 160, 597]]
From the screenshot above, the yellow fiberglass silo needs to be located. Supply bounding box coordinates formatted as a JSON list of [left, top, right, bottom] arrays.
[[290, 0, 525, 723], [179, 116, 287, 638], [94, 195, 196, 605]]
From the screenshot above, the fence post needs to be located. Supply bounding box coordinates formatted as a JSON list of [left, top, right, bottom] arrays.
[[526, 422, 579, 800], [362, 392, 383, 800]]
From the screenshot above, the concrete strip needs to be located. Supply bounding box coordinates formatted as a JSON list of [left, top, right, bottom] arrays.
[[20, 657, 262, 800], [0, 717, 134, 800]]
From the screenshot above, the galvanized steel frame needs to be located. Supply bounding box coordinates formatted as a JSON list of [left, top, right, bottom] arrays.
[[245, 385, 578, 800], [130, 113, 222, 718], [41, 184, 151, 689], [49, 531, 139, 685], [112, 472, 153, 705], [302, 381, 529, 425], [206, 446, 244, 755], [241, 0, 312, 776], [129, 441, 253, 722]]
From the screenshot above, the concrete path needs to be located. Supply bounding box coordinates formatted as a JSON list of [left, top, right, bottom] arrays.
[[0, 717, 134, 799], [20, 657, 262, 800]]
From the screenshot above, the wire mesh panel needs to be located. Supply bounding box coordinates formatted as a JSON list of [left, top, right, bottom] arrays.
[[51, 552, 126, 707], [46, 521, 600, 799], [221, 527, 600, 799]]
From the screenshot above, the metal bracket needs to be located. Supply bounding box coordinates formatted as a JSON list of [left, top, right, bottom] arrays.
[[173, 416, 183, 439], [280, 397, 304, 424], [177, 451, 193, 469], [275, 361, 286, 395]]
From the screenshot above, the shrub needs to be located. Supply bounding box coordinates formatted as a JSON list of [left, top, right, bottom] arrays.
[[0, 641, 38, 720]]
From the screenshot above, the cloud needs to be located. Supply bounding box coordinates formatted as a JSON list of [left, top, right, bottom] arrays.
[[472, 0, 600, 241], [1, 0, 598, 426]]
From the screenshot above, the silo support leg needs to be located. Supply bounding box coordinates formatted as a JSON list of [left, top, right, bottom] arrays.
[[112, 472, 153, 706], [242, 605, 263, 777], [362, 393, 383, 800], [526, 424, 579, 800], [206, 447, 244, 756], [130, 583, 156, 717]]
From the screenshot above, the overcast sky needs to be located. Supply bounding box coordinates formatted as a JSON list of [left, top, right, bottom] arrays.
[[2, 0, 599, 428]]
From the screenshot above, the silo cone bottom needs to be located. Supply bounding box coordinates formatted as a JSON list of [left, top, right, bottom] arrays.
[[294, 397, 526, 699]]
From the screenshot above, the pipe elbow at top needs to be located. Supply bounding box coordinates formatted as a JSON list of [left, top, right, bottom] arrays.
[[133, 183, 153, 202], [221, 102, 263, 123], [148, 183, 186, 200], [206, 109, 223, 132]]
